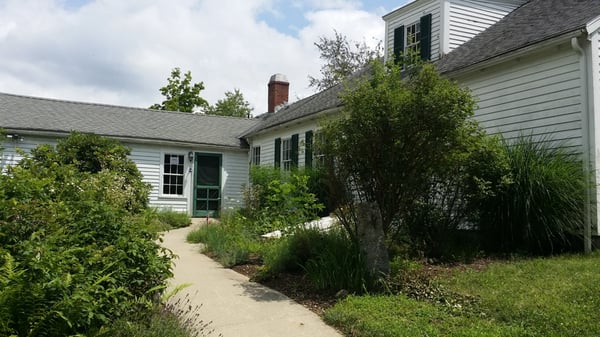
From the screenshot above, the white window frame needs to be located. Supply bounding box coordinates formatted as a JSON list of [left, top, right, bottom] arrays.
[[251, 146, 261, 166], [282, 138, 292, 171], [405, 20, 421, 55], [161, 153, 186, 197], [313, 131, 326, 167]]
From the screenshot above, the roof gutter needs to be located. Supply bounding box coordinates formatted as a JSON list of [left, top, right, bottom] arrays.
[[2, 128, 249, 152], [443, 30, 584, 78]]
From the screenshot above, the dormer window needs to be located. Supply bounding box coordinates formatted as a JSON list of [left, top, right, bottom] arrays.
[[393, 14, 432, 63]]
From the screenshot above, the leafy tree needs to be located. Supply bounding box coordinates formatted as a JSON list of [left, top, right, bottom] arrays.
[[205, 88, 253, 118], [321, 60, 482, 275], [308, 30, 382, 91], [150, 67, 208, 112]]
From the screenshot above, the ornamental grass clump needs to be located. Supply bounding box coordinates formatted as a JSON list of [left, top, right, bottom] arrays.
[[478, 135, 586, 254]]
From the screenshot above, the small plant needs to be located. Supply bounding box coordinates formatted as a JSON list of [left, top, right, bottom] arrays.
[[156, 208, 191, 229], [187, 215, 259, 267]]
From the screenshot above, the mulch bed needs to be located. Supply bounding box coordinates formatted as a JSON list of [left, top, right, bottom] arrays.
[[231, 263, 338, 315]]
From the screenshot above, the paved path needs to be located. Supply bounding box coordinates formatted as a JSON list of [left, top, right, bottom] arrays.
[[161, 222, 343, 337]]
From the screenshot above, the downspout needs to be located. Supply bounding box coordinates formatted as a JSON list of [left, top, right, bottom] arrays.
[[571, 36, 592, 253]]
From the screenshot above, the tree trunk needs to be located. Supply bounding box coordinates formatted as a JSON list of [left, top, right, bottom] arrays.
[[356, 202, 390, 276]]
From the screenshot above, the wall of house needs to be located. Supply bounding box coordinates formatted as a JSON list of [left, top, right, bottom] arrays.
[[455, 42, 583, 148], [249, 118, 321, 168], [588, 29, 600, 236], [445, 0, 525, 52], [384, 0, 442, 61], [1, 135, 247, 215]]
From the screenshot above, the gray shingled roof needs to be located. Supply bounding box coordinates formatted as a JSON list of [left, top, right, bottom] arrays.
[[243, 64, 377, 137], [0, 92, 259, 149], [242, 83, 344, 137], [437, 0, 600, 74]]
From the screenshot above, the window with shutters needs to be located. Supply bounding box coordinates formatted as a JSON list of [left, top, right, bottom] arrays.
[[282, 138, 292, 171], [393, 14, 432, 63], [162, 154, 185, 196], [251, 146, 261, 165]]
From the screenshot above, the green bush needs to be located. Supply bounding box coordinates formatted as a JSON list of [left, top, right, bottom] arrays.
[[403, 134, 510, 260], [156, 209, 191, 229], [478, 135, 586, 254], [260, 227, 372, 293], [241, 166, 324, 236], [0, 133, 174, 336], [187, 213, 260, 267]]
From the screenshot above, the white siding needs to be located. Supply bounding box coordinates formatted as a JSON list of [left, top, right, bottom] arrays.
[[384, 0, 442, 61], [221, 151, 249, 209], [249, 119, 322, 168], [1, 136, 54, 170], [1, 135, 248, 215], [456, 43, 583, 147], [446, 0, 524, 52]]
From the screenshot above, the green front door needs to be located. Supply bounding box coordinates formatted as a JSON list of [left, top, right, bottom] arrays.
[[193, 153, 221, 217]]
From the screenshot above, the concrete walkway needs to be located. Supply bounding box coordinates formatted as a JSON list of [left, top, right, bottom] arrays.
[[161, 222, 343, 337]]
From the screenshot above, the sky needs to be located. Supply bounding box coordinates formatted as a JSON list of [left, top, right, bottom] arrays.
[[0, 0, 410, 115]]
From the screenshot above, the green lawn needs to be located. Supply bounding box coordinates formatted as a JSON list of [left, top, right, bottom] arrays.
[[325, 252, 600, 337]]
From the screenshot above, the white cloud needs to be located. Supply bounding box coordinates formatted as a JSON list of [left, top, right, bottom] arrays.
[[0, 0, 386, 114]]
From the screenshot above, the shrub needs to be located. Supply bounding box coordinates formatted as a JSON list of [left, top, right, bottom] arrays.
[[260, 227, 372, 293], [403, 135, 510, 260], [242, 166, 324, 236], [156, 209, 191, 229], [478, 135, 586, 254], [187, 213, 259, 267], [0, 133, 173, 336]]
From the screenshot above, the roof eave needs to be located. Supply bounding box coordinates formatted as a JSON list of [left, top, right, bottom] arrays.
[[244, 106, 343, 139], [441, 29, 585, 77], [3, 128, 249, 152]]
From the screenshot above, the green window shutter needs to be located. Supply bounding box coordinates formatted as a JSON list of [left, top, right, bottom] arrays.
[[420, 14, 432, 61], [305, 130, 313, 168], [274, 138, 281, 168], [393, 25, 405, 63], [291, 134, 299, 168]]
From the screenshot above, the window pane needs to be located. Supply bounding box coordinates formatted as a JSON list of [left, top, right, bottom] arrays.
[[176, 186, 183, 195], [209, 189, 219, 199], [208, 201, 219, 211], [163, 185, 169, 194], [176, 176, 183, 185], [197, 189, 208, 199]]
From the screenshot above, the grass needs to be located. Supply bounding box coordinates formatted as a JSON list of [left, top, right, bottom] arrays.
[[187, 220, 261, 267], [325, 252, 600, 337]]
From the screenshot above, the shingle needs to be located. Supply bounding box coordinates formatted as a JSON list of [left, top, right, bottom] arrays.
[[437, 0, 600, 74], [0, 92, 259, 149]]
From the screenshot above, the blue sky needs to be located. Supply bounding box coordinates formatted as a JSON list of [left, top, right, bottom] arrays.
[[0, 0, 410, 114]]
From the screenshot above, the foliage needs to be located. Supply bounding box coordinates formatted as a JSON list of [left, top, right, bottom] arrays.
[[155, 208, 191, 230], [302, 228, 373, 292], [322, 60, 479, 273], [326, 253, 600, 336], [105, 293, 215, 337], [187, 212, 260, 267], [308, 30, 382, 91], [241, 166, 324, 236], [477, 135, 586, 254], [150, 67, 208, 112], [403, 135, 511, 260], [204, 88, 253, 118], [0, 133, 174, 336]]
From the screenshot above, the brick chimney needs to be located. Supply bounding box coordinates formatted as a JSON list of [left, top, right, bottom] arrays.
[[268, 73, 289, 113]]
